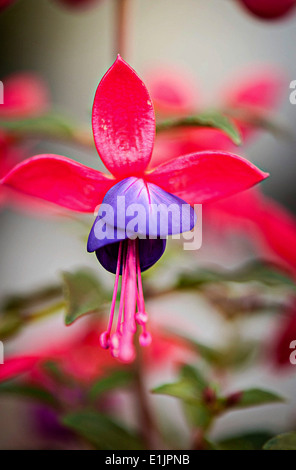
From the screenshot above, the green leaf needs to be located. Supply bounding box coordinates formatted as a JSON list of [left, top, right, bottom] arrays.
[[195, 111, 242, 145], [167, 327, 257, 371], [217, 431, 274, 450], [0, 285, 63, 340], [62, 411, 144, 450], [183, 336, 256, 370], [152, 365, 214, 430], [89, 370, 133, 400], [2, 285, 62, 312], [224, 342, 257, 369], [41, 360, 73, 385], [152, 365, 208, 404], [0, 312, 23, 340], [180, 364, 208, 393], [226, 261, 296, 288], [176, 261, 296, 291], [263, 432, 296, 450], [156, 111, 242, 145], [189, 340, 222, 364], [62, 270, 109, 325], [183, 402, 213, 430], [0, 381, 57, 406], [226, 108, 292, 141], [0, 112, 75, 139], [176, 269, 221, 289], [152, 379, 200, 404], [227, 388, 285, 409]]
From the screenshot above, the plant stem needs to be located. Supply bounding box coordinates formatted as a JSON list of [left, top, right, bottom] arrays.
[[133, 343, 163, 450], [115, 0, 132, 59], [26, 300, 66, 323], [3, 285, 63, 311]]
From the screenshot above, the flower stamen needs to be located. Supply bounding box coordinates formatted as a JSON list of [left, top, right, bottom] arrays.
[[99, 241, 123, 349], [100, 239, 152, 362]]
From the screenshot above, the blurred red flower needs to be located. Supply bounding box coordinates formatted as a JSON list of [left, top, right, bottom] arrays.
[[0, 73, 67, 215], [0, 72, 49, 119], [148, 65, 284, 166], [148, 65, 296, 275], [0, 322, 119, 387], [0, 320, 192, 387], [237, 0, 296, 20]]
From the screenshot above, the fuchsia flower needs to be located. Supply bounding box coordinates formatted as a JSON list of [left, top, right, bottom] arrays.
[[1, 56, 268, 362], [236, 0, 296, 20]]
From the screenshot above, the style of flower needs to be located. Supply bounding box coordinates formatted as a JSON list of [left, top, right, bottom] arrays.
[[236, 0, 296, 20], [1, 56, 268, 362]]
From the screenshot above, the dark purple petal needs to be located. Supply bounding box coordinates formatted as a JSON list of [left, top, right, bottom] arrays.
[[96, 238, 167, 274], [87, 176, 196, 253]]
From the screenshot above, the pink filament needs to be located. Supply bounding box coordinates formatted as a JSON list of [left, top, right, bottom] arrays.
[[100, 239, 152, 363], [135, 240, 150, 342], [116, 243, 127, 333], [107, 241, 122, 333], [118, 241, 137, 362], [99, 241, 122, 349]]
